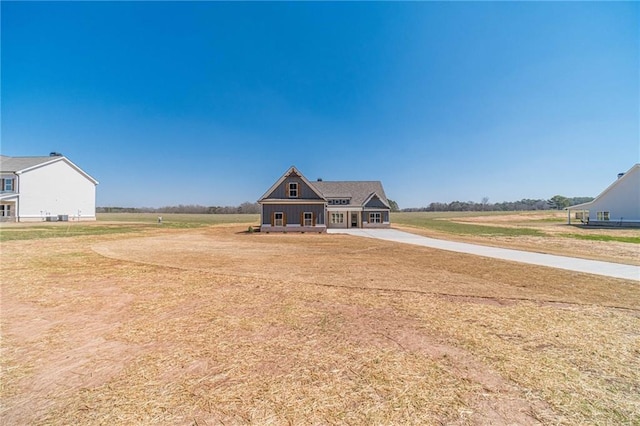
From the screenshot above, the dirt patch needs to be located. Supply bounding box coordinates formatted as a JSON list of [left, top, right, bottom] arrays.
[[93, 227, 639, 309], [2, 225, 639, 425]]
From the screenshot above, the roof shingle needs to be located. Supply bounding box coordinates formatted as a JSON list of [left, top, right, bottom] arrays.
[[311, 181, 389, 207], [0, 155, 57, 173]]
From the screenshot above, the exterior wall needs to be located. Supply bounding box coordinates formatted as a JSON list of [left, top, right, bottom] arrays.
[[261, 203, 325, 226], [265, 175, 323, 200], [586, 168, 640, 222], [17, 160, 97, 221]]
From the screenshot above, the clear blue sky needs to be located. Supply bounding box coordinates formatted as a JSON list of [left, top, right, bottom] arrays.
[[2, 2, 638, 208]]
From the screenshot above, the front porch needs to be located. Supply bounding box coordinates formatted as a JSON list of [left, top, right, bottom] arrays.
[[326, 209, 391, 229]]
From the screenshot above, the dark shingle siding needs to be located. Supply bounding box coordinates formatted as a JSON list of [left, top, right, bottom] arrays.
[[262, 203, 325, 225], [264, 176, 324, 200]]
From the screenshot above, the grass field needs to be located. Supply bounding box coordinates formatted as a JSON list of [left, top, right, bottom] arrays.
[[1, 212, 639, 424], [97, 212, 260, 226], [391, 211, 640, 265], [392, 211, 639, 241], [0, 213, 260, 242]]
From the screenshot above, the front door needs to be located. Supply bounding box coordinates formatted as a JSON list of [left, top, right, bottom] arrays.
[[351, 212, 358, 228]]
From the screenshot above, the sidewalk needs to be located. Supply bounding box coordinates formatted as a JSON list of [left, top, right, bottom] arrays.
[[327, 228, 639, 281]]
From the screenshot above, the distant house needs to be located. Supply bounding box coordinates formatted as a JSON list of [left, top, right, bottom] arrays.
[[0, 153, 99, 222], [566, 164, 639, 227], [258, 166, 391, 232]]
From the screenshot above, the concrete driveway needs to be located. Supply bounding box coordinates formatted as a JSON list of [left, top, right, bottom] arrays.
[[327, 228, 639, 281]]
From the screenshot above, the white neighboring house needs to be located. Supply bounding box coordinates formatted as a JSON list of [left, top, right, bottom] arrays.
[[0, 153, 99, 222], [566, 164, 640, 227]]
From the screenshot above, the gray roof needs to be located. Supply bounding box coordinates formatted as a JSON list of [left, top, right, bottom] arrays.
[[0, 155, 99, 184], [0, 155, 57, 173], [311, 180, 389, 207]]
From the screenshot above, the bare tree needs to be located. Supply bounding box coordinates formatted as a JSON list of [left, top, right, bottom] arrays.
[[481, 196, 489, 211]]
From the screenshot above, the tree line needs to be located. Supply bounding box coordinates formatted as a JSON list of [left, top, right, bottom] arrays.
[[97, 202, 261, 214], [400, 196, 593, 212], [98, 195, 593, 214]]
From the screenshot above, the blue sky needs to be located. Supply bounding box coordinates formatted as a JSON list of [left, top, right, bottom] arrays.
[[2, 2, 638, 208]]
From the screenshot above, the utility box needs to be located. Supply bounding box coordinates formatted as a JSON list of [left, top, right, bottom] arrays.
[[58, 215, 69, 222], [46, 216, 58, 222]]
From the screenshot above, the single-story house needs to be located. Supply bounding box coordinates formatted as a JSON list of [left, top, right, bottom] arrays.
[[566, 163, 639, 227], [0, 153, 99, 222], [258, 166, 391, 232]]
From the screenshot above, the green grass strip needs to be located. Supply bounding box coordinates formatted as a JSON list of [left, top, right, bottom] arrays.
[[0, 225, 148, 242], [563, 234, 640, 244], [394, 217, 544, 237]]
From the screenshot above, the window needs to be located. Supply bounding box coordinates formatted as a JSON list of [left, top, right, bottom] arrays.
[[1, 178, 14, 192], [369, 212, 382, 223], [288, 182, 298, 198], [274, 212, 284, 226], [0, 205, 10, 217], [303, 212, 313, 227], [596, 211, 610, 221], [328, 199, 348, 205], [330, 213, 344, 224]]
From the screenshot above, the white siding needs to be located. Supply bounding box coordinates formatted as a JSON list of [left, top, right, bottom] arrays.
[[587, 166, 640, 222], [18, 160, 97, 221]]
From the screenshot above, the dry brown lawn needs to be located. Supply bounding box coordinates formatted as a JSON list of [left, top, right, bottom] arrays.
[[1, 223, 639, 425]]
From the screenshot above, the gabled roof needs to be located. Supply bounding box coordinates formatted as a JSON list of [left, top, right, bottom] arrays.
[[311, 180, 389, 208], [258, 166, 391, 209], [0, 155, 99, 185], [362, 191, 391, 209], [258, 166, 325, 201], [567, 163, 639, 210]]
